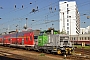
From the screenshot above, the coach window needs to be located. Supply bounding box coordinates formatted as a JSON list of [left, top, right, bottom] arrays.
[[82, 37, 83, 40], [72, 37, 73, 40], [77, 37, 78, 40], [80, 37, 81, 40], [88, 37, 90, 40], [74, 37, 75, 40], [85, 37, 86, 40]]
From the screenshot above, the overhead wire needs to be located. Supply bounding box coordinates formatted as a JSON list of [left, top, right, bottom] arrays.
[[0, 0, 59, 26], [0, 0, 88, 24]]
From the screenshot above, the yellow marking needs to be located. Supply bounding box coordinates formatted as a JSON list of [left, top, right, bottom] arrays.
[[65, 50, 68, 54], [54, 49, 57, 50], [57, 50, 61, 54], [69, 51, 72, 54], [66, 48, 72, 50]]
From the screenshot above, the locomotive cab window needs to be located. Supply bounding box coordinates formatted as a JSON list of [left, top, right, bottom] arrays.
[[26, 37, 28, 41], [30, 36, 32, 40], [39, 32, 44, 36], [64, 41, 68, 43], [60, 37, 64, 42]]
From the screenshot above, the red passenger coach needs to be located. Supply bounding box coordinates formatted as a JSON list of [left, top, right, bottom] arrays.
[[0, 30, 35, 49], [9, 31, 35, 48]]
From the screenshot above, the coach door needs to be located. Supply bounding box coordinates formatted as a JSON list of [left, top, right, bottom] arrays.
[[22, 38, 24, 45]]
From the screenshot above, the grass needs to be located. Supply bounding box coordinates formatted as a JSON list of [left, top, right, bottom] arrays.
[[40, 53, 45, 56], [74, 45, 90, 49]]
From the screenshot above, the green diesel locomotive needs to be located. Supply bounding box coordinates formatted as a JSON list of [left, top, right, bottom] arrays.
[[36, 31, 73, 55]]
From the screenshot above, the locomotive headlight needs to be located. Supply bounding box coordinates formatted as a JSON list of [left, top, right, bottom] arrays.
[[69, 48, 71, 50]]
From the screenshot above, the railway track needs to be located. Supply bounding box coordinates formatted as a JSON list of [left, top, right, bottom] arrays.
[[0, 51, 23, 60], [0, 46, 38, 60], [0, 50, 38, 60], [0, 46, 90, 60]]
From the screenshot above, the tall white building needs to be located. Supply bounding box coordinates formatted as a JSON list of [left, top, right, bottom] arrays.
[[59, 1, 80, 35]]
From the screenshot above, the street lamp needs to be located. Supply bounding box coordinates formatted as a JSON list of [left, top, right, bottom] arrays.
[[26, 18, 28, 28], [69, 16, 74, 48], [87, 16, 90, 19], [3, 28, 8, 34], [0, 7, 3, 9], [69, 16, 75, 49], [83, 14, 90, 19], [23, 18, 28, 29]]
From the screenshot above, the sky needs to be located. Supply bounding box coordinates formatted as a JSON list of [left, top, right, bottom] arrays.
[[0, 0, 90, 33]]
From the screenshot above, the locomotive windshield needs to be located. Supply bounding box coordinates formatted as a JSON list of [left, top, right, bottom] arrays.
[[60, 36, 69, 42], [39, 32, 45, 36], [60, 36, 69, 45]]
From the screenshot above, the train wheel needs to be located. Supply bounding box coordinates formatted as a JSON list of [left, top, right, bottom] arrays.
[[57, 50, 61, 54], [27, 47, 30, 51], [25, 47, 28, 50], [46, 50, 50, 54], [44, 49, 49, 53], [61, 51, 66, 56], [68, 51, 72, 55]]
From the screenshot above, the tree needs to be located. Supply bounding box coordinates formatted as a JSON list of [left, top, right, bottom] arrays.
[[60, 31, 66, 34], [59, 29, 66, 34]]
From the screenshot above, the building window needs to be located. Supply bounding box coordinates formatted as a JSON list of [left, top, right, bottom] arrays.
[[67, 8, 69, 14], [67, 19, 69, 22], [67, 27, 69, 30], [67, 4, 68, 7], [67, 31, 69, 34], [67, 15, 68, 18], [67, 23, 69, 26]]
